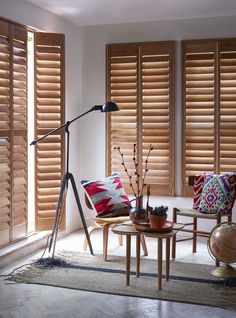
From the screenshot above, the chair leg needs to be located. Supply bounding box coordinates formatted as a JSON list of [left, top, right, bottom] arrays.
[[140, 234, 148, 256], [215, 214, 222, 267], [103, 224, 110, 261], [193, 217, 197, 253], [83, 224, 101, 251], [172, 208, 177, 259], [118, 234, 123, 246]]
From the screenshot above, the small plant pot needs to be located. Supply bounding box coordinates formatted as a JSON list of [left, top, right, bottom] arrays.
[[149, 214, 167, 229]]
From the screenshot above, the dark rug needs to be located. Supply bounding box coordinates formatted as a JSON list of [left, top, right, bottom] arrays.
[[6, 251, 236, 311]]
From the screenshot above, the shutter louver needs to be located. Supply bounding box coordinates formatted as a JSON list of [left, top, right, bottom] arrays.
[[107, 42, 175, 196], [0, 20, 27, 246], [35, 33, 65, 230], [182, 41, 217, 196], [219, 40, 236, 173], [141, 43, 175, 195]]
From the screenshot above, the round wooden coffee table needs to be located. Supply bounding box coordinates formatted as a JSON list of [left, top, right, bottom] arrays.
[[112, 223, 184, 289]]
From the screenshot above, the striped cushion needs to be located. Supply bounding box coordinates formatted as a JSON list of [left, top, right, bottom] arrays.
[[81, 174, 130, 218]]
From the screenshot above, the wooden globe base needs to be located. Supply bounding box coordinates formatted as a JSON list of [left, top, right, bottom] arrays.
[[211, 265, 236, 278]]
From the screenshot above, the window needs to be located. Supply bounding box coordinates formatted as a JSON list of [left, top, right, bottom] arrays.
[[106, 42, 175, 196], [182, 39, 236, 196], [0, 17, 65, 247]]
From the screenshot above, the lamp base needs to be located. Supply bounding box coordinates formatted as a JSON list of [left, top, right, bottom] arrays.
[[211, 265, 236, 278]]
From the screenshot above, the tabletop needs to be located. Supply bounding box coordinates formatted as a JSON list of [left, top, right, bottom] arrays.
[[112, 223, 184, 237]]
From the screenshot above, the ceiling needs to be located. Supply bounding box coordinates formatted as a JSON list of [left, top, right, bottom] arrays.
[[25, 0, 236, 26]]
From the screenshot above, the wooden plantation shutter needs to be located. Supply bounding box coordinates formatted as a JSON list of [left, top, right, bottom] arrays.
[[219, 39, 236, 173], [140, 43, 175, 195], [106, 44, 138, 194], [34, 33, 65, 231], [0, 20, 11, 246], [0, 20, 27, 246], [106, 42, 175, 196], [182, 40, 217, 196], [182, 38, 236, 196], [12, 25, 28, 240]]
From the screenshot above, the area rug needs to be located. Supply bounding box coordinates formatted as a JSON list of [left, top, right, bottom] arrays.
[[6, 251, 236, 311]]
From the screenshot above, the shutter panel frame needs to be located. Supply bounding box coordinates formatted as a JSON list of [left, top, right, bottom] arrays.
[[182, 38, 236, 196], [34, 32, 65, 231], [106, 41, 175, 197], [0, 19, 27, 247]]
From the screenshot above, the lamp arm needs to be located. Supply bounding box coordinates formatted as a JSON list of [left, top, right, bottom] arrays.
[[30, 105, 102, 146]]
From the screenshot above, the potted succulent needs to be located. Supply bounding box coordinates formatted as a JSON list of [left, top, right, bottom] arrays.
[[149, 206, 168, 228]]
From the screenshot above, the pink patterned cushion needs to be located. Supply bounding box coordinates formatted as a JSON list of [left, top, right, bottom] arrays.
[[192, 175, 206, 209], [81, 174, 130, 218], [198, 172, 236, 214]]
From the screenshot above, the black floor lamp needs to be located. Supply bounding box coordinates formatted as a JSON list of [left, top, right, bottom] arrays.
[[31, 101, 119, 258]]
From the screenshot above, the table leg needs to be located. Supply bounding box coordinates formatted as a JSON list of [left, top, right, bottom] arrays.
[[166, 237, 170, 281], [136, 235, 140, 278], [126, 235, 131, 286], [158, 238, 163, 290]]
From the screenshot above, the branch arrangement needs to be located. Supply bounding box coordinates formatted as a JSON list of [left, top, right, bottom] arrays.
[[114, 144, 153, 197]]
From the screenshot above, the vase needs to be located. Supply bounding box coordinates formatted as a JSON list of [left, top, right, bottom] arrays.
[[129, 196, 147, 222], [149, 214, 167, 229]]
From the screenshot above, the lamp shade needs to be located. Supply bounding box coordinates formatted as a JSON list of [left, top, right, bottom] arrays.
[[101, 101, 119, 112]]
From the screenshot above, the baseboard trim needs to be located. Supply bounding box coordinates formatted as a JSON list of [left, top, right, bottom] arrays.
[[0, 230, 66, 269]]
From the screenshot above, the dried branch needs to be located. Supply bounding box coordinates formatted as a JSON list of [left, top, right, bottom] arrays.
[[133, 144, 140, 196], [114, 144, 154, 198], [114, 146, 136, 196], [140, 144, 153, 196]]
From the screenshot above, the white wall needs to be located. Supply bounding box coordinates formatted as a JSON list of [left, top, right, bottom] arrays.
[[0, 0, 83, 233], [80, 16, 236, 229]]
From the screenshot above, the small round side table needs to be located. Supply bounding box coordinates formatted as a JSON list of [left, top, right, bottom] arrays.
[[112, 224, 142, 286]]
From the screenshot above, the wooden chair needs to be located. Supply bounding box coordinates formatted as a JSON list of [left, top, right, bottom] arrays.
[[172, 176, 233, 266], [83, 193, 148, 261]]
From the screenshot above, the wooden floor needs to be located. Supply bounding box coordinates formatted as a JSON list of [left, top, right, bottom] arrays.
[[0, 230, 235, 318]]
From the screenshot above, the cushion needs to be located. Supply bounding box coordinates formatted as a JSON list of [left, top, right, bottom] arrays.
[[198, 172, 236, 214], [81, 174, 130, 218], [192, 174, 206, 209]]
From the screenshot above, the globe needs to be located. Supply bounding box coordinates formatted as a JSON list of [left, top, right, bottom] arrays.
[[208, 222, 236, 278]]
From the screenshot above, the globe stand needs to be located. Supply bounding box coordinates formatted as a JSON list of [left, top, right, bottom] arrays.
[[211, 264, 236, 279]]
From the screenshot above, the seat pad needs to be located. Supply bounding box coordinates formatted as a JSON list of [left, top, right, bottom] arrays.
[[176, 208, 218, 219]]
